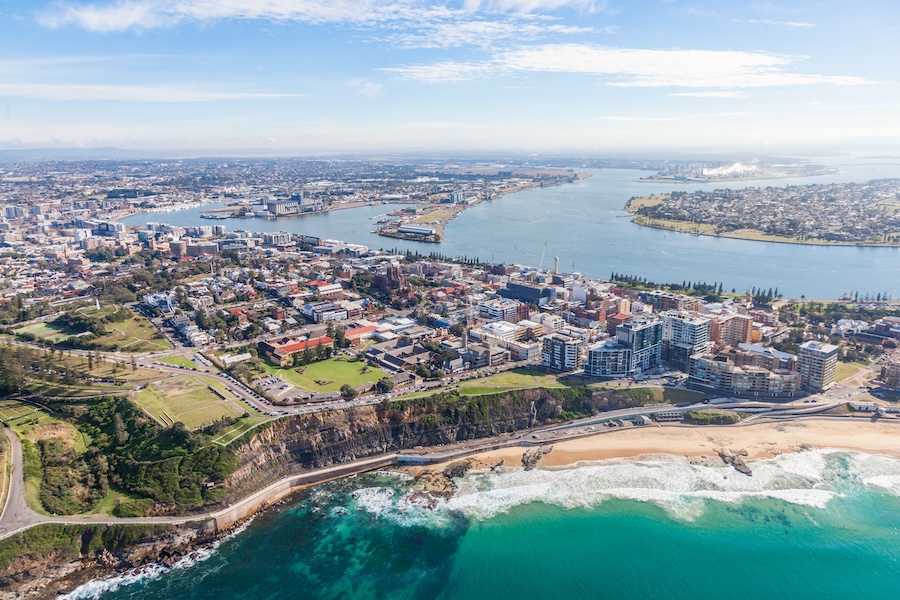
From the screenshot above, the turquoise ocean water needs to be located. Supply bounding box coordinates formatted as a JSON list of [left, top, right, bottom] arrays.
[[65, 449, 900, 600]]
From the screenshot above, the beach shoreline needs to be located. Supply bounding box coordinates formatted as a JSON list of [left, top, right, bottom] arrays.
[[425, 419, 900, 473]]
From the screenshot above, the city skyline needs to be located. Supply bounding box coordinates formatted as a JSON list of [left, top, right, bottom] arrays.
[[1, 0, 899, 153]]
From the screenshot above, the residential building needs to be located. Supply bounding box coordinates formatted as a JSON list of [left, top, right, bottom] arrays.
[[463, 342, 510, 369], [688, 353, 801, 397], [661, 311, 712, 371], [584, 339, 632, 378], [882, 361, 900, 390], [541, 333, 584, 371], [710, 314, 753, 346], [617, 318, 664, 374], [798, 341, 839, 392], [606, 312, 632, 336]]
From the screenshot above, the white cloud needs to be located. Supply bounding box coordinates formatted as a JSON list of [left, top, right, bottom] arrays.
[[385, 60, 497, 83], [39, 1, 168, 32], [462, 0, 605, 12], [39, 1, 422, 30], [347, 79, 384, 98], [671, 91, 751, 98], [0, 82, 297, 102], [385, 44, 876, 88], [740, 19, 815, 28], [385, 20, 592, 49], [39, 0, 611, 33]]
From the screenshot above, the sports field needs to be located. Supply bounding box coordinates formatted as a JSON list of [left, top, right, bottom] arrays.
[[134, 374, 247, 430]]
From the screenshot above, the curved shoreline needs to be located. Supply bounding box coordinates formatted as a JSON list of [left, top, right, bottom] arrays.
[[625, 194, 900, 248], [630, 216, 900, 248]]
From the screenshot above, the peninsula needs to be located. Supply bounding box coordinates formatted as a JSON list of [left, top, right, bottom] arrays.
[[375, 167, 589, 243], [626, 179, 900, 246]]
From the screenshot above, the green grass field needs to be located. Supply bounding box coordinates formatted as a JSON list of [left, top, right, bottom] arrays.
[[59, 354, 161, 382], [459, 368, 572, 394], [12, 322, 76, 343], [155, 355, 197, 369], [78, 306, 172, 352], [262, 357, 389, 392], [14, 305, 172, 353], [210, 414, 275, 446], [134, 375, 247, 430], [0, 399, 38, 425], [836, 361, 867, 382]]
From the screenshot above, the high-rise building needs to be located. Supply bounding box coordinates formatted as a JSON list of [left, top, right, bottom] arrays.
[[710, 313, 753, 346], [798, 341, 839, 392], [617, 318, 664, 374], [661, 311, 712, 371], [584, 339, 632, 377], [585, 317, 663, 377], [688, 353, 801, 397], [541, 333, 584, 372]]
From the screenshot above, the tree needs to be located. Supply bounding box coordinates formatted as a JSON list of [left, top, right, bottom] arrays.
[[340, 384, 357, 399], [375, 378, 394, 393]]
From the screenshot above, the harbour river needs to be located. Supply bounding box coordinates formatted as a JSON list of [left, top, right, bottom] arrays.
[[121, 157, 900, 299]]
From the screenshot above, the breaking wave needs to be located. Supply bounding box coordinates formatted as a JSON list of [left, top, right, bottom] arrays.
[[349, 449, 900, 524], [59, 518, 255, 600]]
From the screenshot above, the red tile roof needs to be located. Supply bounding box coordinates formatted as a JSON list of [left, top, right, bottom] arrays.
[[278, 336, 334, 354]]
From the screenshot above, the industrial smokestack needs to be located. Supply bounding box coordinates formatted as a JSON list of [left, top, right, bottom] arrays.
[[553, 256, 559, 274]]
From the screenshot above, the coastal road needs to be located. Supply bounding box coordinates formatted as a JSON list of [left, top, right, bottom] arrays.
[[0, 427, 397, 541]]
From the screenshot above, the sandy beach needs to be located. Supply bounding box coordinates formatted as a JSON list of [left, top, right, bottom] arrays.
[[460, 419, 900, 470]]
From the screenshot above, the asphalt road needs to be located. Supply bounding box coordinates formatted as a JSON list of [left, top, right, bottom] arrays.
[[0, 426, 397, 541]]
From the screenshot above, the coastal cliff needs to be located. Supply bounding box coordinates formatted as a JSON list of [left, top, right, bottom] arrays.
[[221, 386, 657, 500], [0, 386, 660, 597]]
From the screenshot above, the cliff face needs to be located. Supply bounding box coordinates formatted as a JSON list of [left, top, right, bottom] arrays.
[[223, 386, 657, 499]]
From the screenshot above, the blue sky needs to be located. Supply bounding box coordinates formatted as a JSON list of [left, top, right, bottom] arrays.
[[0, 0, 898, 154]]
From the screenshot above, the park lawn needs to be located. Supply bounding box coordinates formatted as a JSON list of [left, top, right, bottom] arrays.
[[0, 399, 37, 424], [836, 361, 867, 382], [620, 386, 708, 405], [459, 369, 568, 394], [21, 380, 133, 398], [3, 401, 91, 453], [12, 322, 76, 343], [262, 357, 389, 392], [134, 374, 247, 431], [210, 414, 275, 446], [88, 313, 172, 352], [397, 389, 451, 400], [59, 354, 161, 382], [156, 355, 197, 369], [632, 215, 718, 234], [87, 486, 148, 517]]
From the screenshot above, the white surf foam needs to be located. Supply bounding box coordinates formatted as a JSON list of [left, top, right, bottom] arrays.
[[354, 449, 900, 525], [59, 517, 255, 600]]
